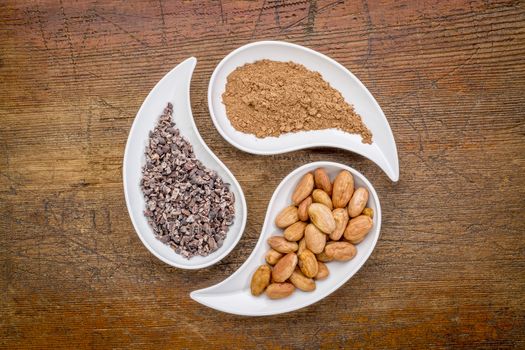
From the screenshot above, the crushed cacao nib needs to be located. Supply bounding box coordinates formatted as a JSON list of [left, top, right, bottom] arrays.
[[141, 103, 235, 259]]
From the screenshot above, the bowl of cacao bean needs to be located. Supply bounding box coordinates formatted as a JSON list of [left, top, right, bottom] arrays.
[[123, 58, 247, 269], [191, 161, 381, 315]]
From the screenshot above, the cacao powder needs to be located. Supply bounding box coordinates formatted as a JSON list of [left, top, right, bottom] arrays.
[[222, 59, 372, 143]]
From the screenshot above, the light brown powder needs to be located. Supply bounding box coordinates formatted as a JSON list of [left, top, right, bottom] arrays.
[[222, 59, 372, 144]]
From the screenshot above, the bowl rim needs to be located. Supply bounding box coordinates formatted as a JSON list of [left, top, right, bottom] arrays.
[[122, 58, 247, 270]]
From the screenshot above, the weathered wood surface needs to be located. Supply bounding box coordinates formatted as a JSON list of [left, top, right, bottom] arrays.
[[1, 0, 524, 348]]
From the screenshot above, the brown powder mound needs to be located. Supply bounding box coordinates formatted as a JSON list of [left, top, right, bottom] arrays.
[[222, 59, 372, 144]]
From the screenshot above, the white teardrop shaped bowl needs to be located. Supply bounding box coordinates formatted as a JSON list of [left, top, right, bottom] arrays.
[[191, 161, 381, 315], [123, 57, 247, 269], [208, 40, 399, 182]]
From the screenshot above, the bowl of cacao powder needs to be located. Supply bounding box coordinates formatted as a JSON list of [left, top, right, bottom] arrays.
[[208, 41, 399, 182], [123, 58, 247, 269]]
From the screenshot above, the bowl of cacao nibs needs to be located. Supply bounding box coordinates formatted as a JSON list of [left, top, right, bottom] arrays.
[[123, 58, 247, 269]]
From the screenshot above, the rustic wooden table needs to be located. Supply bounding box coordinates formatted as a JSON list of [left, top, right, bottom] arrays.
[[1, 0, 524, 348]]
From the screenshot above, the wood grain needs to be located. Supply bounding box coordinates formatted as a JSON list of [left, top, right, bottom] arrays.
[[1, 0, 524, 348]]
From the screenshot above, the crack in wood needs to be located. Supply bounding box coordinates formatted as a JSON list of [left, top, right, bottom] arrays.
[[431, 46, 481, 86], [93, 12, 150, 48], [281, 0, 344, 32], [250, 0, 268, 40], [274, 0, 282, 29], [305, 0, 317, 34], [59, 0, 77, 80], [158, 0, 168, 47], [219, 0, 226, 25]]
